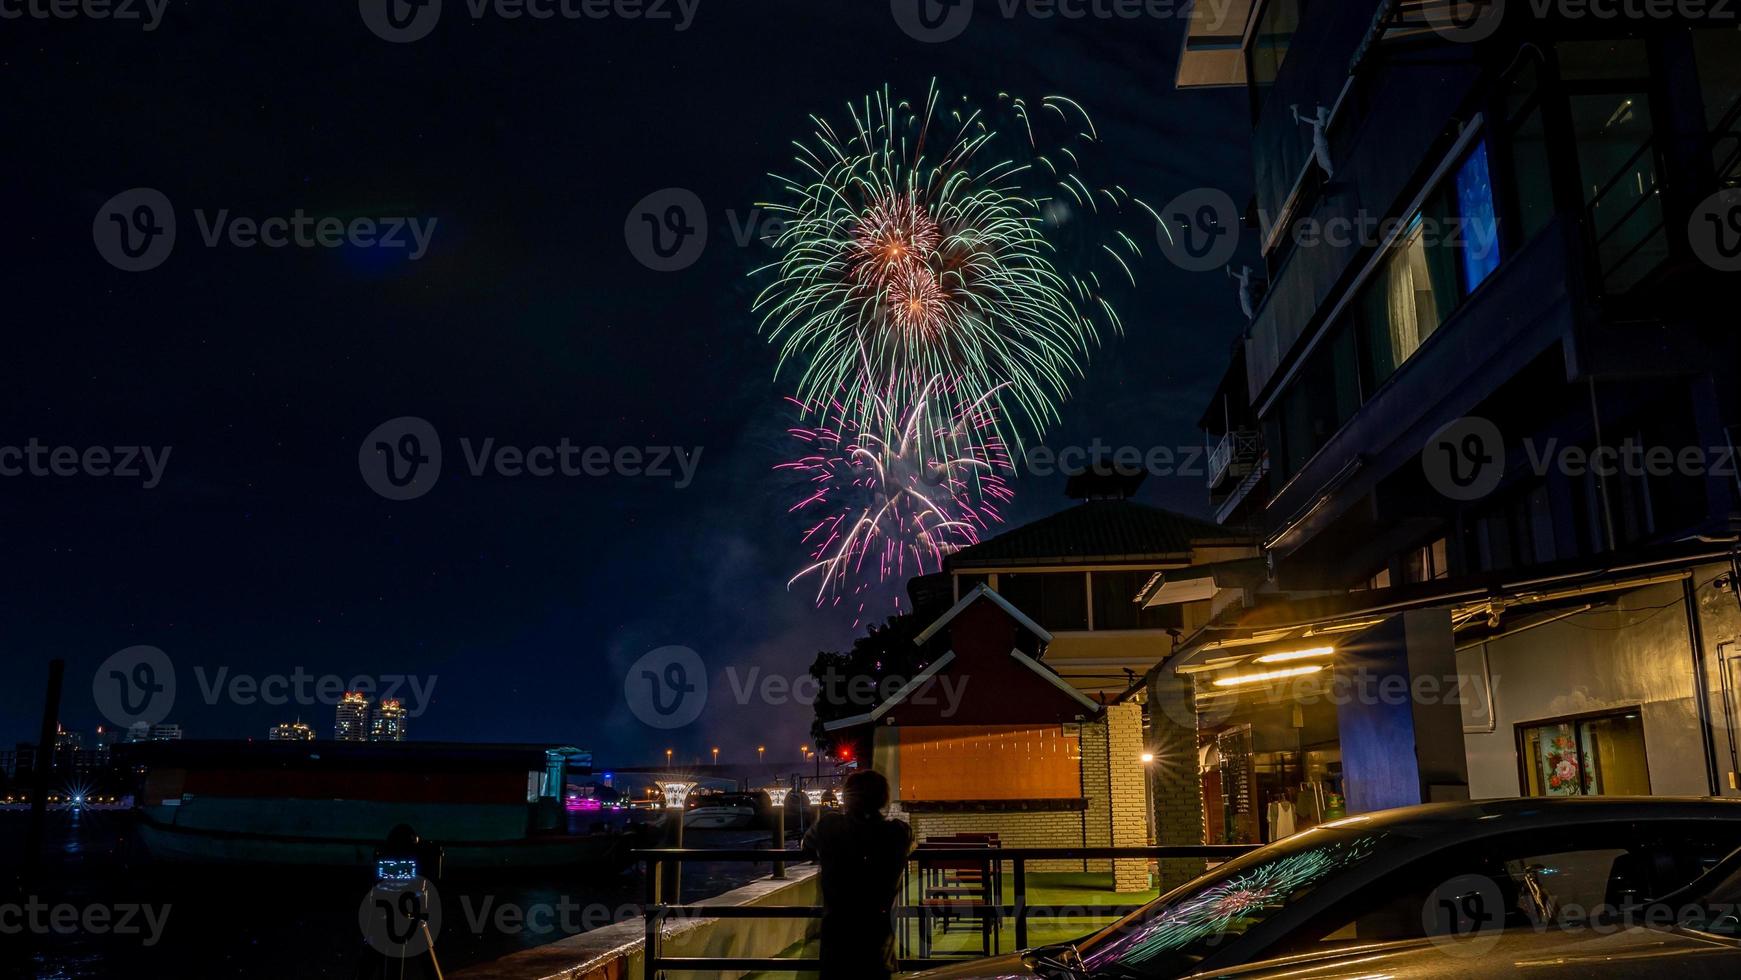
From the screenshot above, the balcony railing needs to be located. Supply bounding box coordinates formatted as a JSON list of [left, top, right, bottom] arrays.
[[1208, 429, 1263, 490], [635, 844, 1256, 978]]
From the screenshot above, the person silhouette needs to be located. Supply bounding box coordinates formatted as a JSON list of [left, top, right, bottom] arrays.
[[802, 769, 915, 980]]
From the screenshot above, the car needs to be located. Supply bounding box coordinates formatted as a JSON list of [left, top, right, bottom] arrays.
[[1178, 835, 1741, 978], [912, 797, 1741, 979]]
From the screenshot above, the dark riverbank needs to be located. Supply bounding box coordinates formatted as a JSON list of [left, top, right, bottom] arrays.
[[0, 810, 786, 979]]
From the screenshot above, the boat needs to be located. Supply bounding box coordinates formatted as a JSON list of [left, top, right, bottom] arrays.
[[682, 792, 759, 830], [120, 740, 646, 875]]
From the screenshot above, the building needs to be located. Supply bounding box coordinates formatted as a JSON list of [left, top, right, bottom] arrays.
[[932, 472, 1258, 700], [268, 721, 316, 742], [1151, 0, 1741, 851], [335, 692, 371, 741], [371, 699, 407, 742], [125, 722, 182, 743], [826, 584, 1155, 892]]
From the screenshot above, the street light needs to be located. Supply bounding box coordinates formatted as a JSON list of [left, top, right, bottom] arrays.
[[657, 780, 697, 903], [665, 748, 673, 767], [761, 785, 792, 878], [757, 745, 765, 764], [711, 747, 719, 766]]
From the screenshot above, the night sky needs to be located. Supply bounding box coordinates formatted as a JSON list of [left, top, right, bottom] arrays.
[[1, 1, 1250, 765]]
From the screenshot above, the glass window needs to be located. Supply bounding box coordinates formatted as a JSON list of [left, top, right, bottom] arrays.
[[1560, 41, 1666, 292], [1693, 29, 1741, 181], [1360, 215, 1452, 389], [1080, 829, 1401, 976], [1519, 711, 1650, 797], [1092, 570, 1183, 631], [1455, 141, 1502, 293], [1270, 822, 1741, 957], [1247, 0, 1302, 118], [998, 572, 1088, 631]]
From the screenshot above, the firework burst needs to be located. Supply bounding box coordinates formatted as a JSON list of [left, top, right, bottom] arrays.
[[780, 379, 1013, 622], [754, 82, 1152, 460]]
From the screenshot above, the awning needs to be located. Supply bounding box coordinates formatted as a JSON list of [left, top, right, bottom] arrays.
[[1175, 0, 1254, 89], [1139, 557, 1270, 608]]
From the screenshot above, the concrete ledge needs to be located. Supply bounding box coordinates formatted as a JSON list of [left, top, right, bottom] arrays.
[[454, 868, 820, 980]]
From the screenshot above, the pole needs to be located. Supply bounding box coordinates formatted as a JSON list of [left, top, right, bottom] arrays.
[[772, 801, 787, 879], [25, 659, 66, 884], [669, 807, 684, 905]]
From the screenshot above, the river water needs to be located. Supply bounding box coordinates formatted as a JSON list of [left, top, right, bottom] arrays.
[[0, 810, 786, 979]]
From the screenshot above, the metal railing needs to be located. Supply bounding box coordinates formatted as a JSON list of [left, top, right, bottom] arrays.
[[1208, 429, 1262, 490], [636, 844, 1256, 978]]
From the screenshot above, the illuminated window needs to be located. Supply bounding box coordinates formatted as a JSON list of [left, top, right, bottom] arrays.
[[1518, 711, 1650, 797]]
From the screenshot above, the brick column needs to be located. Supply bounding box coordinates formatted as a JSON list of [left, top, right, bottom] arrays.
[[1105, 702, 1149, 893], [1079, 719, 1111, 873], [1148, 671, 1205, 891]]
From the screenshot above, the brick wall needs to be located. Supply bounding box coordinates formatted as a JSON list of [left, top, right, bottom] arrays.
[[1079, 718, 1111, 872], [1104, 701, 1150, 893], [1148, 671, 1207, 891], [902, 807, 1087, 873]]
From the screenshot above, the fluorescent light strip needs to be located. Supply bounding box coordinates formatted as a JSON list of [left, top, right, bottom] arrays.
[[1211, 665, 1325, 688], [1253, 646, 1336, 664]]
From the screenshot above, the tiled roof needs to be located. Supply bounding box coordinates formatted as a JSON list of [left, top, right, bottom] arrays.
[[945, 499, 1235, 569]]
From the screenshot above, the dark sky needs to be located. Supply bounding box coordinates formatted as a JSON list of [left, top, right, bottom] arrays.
[[1, 0, 1250, 765]]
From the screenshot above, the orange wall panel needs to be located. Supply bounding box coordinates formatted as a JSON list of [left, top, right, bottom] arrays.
[[898, 724, 1081, 800]]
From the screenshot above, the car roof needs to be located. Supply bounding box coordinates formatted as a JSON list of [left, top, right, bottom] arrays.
[[1313, 796, 1741, 838]]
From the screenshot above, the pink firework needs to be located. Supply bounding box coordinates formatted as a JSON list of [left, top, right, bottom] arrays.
[[781, 380, 1012, 622]]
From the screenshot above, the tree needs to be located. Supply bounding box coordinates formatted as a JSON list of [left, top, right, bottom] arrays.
[[807, 611, 943, 757]]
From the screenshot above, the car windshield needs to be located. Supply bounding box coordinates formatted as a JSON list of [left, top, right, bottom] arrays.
[[1078, 826, 1401, 977]]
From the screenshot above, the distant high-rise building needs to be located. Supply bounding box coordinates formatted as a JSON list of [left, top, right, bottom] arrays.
[[336, 692, 371, 741], [370, 699, 406, 742], [125, 722, 181, 743], [269, 721, 316, 742], [53, 727, 83, 752]]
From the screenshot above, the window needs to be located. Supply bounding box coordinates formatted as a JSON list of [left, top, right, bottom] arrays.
[[1092, 571, 1183, 631], [1560, 40, 1666, 292], [1080, 830, 1402, 976], [1504, 58, 1556, 245], [1518, 710, 1650, 797], [1455, 141, 1502, 293], [1404, 537, 1449, 584], [1268, 822, 1741, 958], [998, 572, 1088, 631], [1694, 29, 1741, 181], [1247, 0, 1303, 119]]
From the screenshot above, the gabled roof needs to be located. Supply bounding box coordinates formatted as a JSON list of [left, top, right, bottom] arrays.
[[913, 583, 1051, 646], [946, 499, 1235, 569], [824, 585, 1098, 731]]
